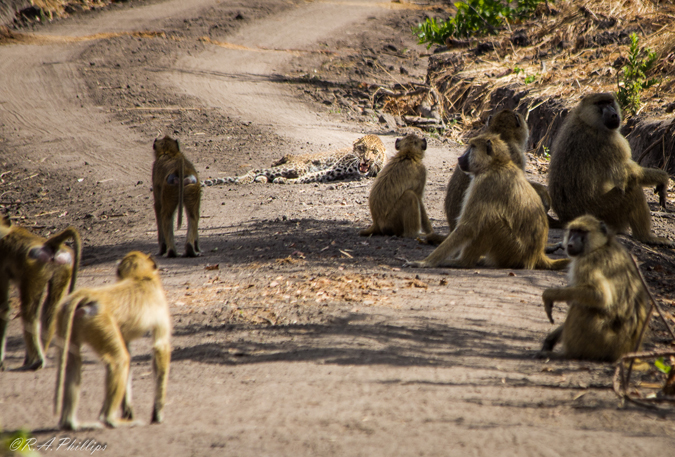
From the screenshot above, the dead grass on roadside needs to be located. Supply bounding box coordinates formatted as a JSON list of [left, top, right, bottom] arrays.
[[30, 0, 110, 19], [386, 0, 675, 142]]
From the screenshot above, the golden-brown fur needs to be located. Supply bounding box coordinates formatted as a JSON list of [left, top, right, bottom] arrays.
[[54, 251, 170, 430], [152, 136, 201, 257], [407, 134, 569, 270], [427, 109, 551, 245], [540, 215, 649, 361], [359, 134, 434, 238], [548, 92, 672, 246], [0, 216, 81, 370]]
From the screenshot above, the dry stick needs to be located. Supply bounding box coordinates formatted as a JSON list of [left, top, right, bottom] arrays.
[[616, 254, 675, 404], [662, 135, 673, 172], [615, 350, 675, 408]]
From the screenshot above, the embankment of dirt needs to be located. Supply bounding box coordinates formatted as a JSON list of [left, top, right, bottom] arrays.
[[0, 0, 30, 26], [355, 1, 675, 164]]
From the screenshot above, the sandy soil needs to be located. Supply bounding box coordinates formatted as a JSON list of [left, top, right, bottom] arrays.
[[1, 1, 675, 455]]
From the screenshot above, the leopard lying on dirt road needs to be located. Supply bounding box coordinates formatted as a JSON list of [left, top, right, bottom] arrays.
[[201, 134, 387, 185]]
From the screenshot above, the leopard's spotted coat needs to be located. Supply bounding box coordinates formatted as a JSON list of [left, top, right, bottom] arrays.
[[202, 135, 386, 186]]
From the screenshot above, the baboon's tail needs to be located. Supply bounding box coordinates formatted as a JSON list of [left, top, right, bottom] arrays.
[[54, 295, 85, 416], [177, 155, 185, 230], [536, 256, 570, 271]]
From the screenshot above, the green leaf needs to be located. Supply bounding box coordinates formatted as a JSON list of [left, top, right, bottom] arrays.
[[655, 357, 672, 375]]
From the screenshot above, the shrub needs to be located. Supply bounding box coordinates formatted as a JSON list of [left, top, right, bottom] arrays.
[[617, 33, 659, 116], [413, 0, 551, 48]]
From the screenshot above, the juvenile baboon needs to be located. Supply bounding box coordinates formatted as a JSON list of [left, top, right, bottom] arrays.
[[54, 251, 171, 430], [406, 134, 569, 270], [0, 216, 81, 370], [152, 135, 201, 257], [426, 109, 551, 245], [540, 215, 649, 361], [359, 134, 435, 238], [548, 92, 672, 246]]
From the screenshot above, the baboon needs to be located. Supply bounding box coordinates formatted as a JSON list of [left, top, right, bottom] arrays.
[[426, 109, 551, 245], [152, 135, 201, 258], [540, 215, 649, 361], [359, 134, 435, 238], [54, 251, 171, 430], [0, 216, 81, 370], [406, 134, 569, 270], [548, 92, 672, 246]]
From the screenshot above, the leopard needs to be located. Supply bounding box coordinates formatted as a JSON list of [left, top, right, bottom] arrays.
[[201, 135, 387, 186]]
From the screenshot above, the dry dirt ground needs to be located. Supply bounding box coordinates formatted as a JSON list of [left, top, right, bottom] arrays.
[[1, 1, 675, 456]]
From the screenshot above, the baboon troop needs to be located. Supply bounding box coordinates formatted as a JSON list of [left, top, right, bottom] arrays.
[[152, 135, 202, 258], [3, 91, 674, 430], [359, 134, 435, 238], [540, 215, 649, 362], [54, 251, 170, 430], [0, 216, 81, 371]]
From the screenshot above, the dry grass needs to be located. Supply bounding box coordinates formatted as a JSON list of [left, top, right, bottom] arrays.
[[29, 0, 112, 19], [388, 0, 675, 142]]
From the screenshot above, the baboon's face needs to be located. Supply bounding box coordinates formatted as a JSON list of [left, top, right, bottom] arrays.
[[579, 93, 622, 131], [458, 137, 501, 175], [563, 215, 609, 257]]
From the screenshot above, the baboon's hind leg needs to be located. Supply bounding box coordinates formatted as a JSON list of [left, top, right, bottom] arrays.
[[19, 280, 47, 370], [91, 319, 133, 428], [626, 186, 673, 246], [0, 276, 10, 371], [160, 188, 179, 258], [184, 185, 201, 257]]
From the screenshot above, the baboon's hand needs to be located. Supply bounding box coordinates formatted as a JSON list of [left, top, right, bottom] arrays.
[[542, 290, 555, 324], [656, 183, 668, 209]]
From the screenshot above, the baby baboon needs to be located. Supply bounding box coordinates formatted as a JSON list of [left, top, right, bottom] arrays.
[[407, 134, 568, 270], [540, 215, 649, 361], [0, 216, 81, 370], [152, 135, 201, 258], [54, 251, 171, 430], [427, 109, 550, 245], [548, 92, 672, 246], [359, 134, 435, 238]]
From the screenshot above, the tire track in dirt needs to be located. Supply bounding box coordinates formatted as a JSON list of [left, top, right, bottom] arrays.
[[167, 0, 395, 148], [0, 0, 222, 182]]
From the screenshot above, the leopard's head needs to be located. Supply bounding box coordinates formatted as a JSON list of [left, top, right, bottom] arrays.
[[353, 135, 386, 177]]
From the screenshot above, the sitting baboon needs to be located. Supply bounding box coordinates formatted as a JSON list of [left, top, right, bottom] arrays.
[[359, 134, 435, 238], [548, 92, 672, 246], [406, 134, 568, 270], [54, 251, 171, 430], [540, 215, 649, 361], [152, 135, 201, 257], [0, 215, 81, 370], [426, 109, 551, 245]]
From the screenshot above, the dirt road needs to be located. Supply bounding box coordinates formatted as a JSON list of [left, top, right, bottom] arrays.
[[1, 1, 674, 455]]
